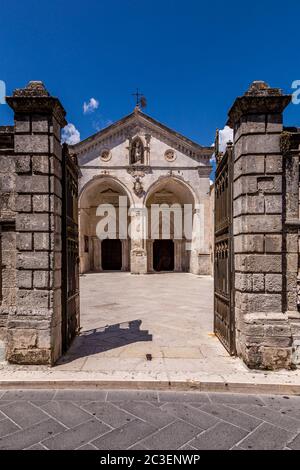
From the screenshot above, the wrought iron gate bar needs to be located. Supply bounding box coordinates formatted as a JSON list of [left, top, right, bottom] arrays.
[[213, 134, 236, 355], [61, 144, 80, 353]]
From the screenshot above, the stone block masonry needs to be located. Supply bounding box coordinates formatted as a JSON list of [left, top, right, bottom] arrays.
[[228, 80, 300, 369], [1, 78, 300, 370], [0, 127, 16, 361], [4, 81, 67, 364]]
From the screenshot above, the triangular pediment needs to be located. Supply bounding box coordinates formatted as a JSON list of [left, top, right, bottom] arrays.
[[71, 108, 213, 164]]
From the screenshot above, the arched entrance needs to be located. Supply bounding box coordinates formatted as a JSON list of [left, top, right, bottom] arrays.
[[101, 239, 122, 270], [79, 176, 132, 273], [145, 177, 198, 273], [153, 239, 174, 271]]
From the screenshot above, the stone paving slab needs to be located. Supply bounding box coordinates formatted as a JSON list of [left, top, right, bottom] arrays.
[[191, 421, 248, 450], [237, 422, 295, 451], [0, 389, 299, 450]]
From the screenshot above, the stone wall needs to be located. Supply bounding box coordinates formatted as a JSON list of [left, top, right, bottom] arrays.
[[0, 126, 16, 361], [3, 81, 67, 364], [228, 81, 300, 369]]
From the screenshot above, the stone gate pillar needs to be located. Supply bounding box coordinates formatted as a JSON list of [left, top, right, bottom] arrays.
[[228, 81, 294, 369], [6, 81, 67, 364]]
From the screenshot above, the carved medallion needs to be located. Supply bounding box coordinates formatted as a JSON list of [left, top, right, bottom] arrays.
[[165, 149, 176, 162], [100, 149, 111, 162]]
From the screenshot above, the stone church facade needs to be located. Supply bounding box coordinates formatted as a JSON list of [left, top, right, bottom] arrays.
[[72, 107, 213, 276]]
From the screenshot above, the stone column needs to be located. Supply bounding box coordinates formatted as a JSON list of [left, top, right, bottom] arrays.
[[147, 240, 154, 272], [130, 207, 147, 274], [6, 81, 67, 364], [174, 240, 182, 271], [122, 239, 130, 271], [93, 237, 101, 271], [227, 80, 293, 369]]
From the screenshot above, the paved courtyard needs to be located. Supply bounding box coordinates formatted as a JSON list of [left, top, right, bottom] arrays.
[[56, 272, 246, 379], [0, 389, 299, 450]]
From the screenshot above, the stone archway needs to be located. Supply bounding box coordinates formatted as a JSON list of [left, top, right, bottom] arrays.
[[79, 177, 132, 273], [144, 177, 201, 274]]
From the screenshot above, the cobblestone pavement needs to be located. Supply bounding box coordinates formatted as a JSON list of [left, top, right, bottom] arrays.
[[0, 389, 300, 450]]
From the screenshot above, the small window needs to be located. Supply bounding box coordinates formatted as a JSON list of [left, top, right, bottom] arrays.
[[84, 235, 89, 253]]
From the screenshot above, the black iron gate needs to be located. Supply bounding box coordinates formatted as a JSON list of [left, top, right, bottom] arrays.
[[214, 132, 236, 355], [61, 144, 80, 353]]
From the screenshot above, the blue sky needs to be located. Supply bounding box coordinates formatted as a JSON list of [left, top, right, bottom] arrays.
[[0, 0, 299, 147]]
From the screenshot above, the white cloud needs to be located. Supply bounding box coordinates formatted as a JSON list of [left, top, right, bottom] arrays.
[[83, 97, 99, 114], [218, 125, 233, 152], [61, 123, 80, 145]]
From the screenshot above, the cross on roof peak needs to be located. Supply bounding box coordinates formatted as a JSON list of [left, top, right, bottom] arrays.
[[132, 88, 147, 109]]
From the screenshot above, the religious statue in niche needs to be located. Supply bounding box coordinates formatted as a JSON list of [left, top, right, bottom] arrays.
[[130, 137, 144, 165], [133, 177, 144, 197]]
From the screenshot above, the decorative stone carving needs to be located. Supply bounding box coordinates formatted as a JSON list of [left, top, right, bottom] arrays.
[[133, 177, 144, 197], [126, 166, 152, 177], [100, 149, 111, 162], [165, 149, 176, 162]]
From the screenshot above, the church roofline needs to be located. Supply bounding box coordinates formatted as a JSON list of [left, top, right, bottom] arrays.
[[69, 108, 213, 156]]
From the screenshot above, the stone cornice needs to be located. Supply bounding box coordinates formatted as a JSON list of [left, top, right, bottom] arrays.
[[7, 96, 67, 127], [6, 81, 67, 127], [227, 81, 291, 127], [80, 164, 211, 172], [227, 95, 291, 127]]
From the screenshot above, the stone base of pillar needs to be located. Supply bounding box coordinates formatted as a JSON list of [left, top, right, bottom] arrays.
[[189, 252, 212, 275], [6, 314, 56, 365], [288, 311, 300, 366], [236, 312, 293, 370], [130, 249, 147, 274]]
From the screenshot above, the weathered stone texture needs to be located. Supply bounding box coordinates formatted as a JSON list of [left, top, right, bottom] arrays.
[[16, 194, 31, 212], [33, 232, 50, 251], [32, 195, 49, 212], [265, 155, 282, 173], [17, 252, 49, 270], [14, 134, 49, 153], [16, 175, 49, 193], [32, 155, 49, 174], [234, 234, 264, 253], [16, 232, 32, 251], [17, 270, 32, 289], [16, 213, 49, 232], [235, 254, 282, 273], [265, 274, 282, 293], [33, 271, 49, 289], [2, 81, 67, 365], [229, 81, 295, 370]]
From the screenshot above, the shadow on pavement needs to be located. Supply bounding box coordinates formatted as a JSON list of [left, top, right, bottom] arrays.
[[56, 319, 152, 364]]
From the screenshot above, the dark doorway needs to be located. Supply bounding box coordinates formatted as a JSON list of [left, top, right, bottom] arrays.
[[102, 239, 122, 270], [153, 239, 174, 272]]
